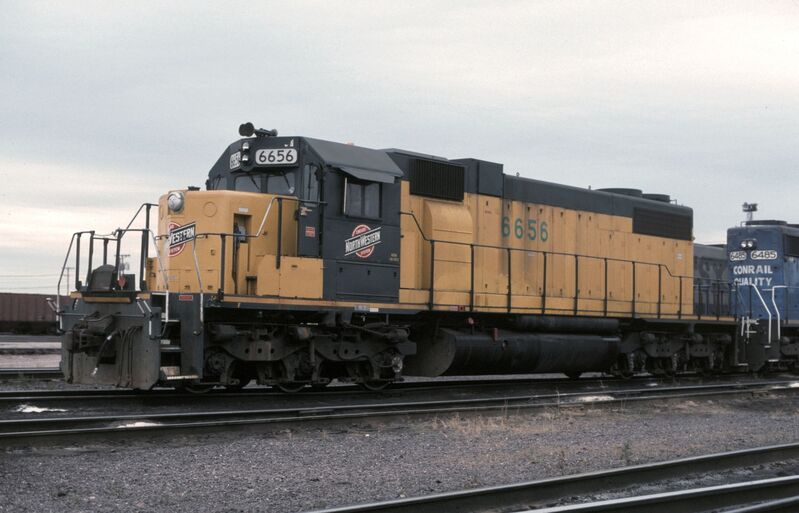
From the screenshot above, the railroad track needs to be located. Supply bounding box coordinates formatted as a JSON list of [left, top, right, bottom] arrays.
[[308, 443, 799, 513], [1, 379, 796, 444], [0, 372, 793, 401], [0, 368, 63, 380], [0, 374, 689, 401]]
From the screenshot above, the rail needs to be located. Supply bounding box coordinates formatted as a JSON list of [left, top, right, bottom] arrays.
[[306, 442, 799, 513], [2, 380, 795, 443], [401, 210, 732, 319]]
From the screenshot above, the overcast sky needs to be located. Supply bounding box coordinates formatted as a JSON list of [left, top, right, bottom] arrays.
[[1, 1, 798, 293]]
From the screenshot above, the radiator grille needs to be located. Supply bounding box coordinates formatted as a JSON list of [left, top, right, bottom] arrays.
[[408, 159, 465, 201], [785, 235, 799, 257], [633, 207, 692, 241]]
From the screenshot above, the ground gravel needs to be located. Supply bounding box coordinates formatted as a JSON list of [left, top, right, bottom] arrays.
[[2, 391, 799, 512]]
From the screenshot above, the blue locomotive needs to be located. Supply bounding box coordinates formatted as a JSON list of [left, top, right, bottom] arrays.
[[727, 209, 799, 371]]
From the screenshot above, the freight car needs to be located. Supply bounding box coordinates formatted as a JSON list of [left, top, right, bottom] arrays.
[[57, 124, 772, 391], [0, 293, 59, 334]]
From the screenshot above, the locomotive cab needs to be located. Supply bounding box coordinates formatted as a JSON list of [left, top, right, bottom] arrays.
[[61, 125, 413, 390], [172, 130, 405, 301]]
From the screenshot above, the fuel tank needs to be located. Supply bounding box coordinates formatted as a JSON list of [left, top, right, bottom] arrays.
[[512, 315, 619, 334], [404, 328, 620, 377]]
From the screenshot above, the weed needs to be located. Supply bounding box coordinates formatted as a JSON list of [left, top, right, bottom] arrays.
[[620, 441, 633, 465]]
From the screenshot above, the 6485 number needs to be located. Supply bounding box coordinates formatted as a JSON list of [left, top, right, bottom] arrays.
[[502, 216, 548, 241]]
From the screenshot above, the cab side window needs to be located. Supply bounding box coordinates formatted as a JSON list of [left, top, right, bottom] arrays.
[[344, 178, 380, 218], [303, 164, 320, 201]]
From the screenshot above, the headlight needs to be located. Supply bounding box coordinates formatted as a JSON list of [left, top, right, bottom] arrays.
[[740, 241, 747, 249], [167, 192, 185, 213]]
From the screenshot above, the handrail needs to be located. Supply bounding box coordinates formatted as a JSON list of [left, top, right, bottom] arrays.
[[157, 195, 323, 295], [145, 228, 169, 295], [738, 283, 773, 343], [400, 209, 724, 316], [400, 210, 696, 282], [123, 203, 158, 232], [55, 232, 79, 328], [693, 279, 735, 319], [57, 203, 159, 303], [769, 286, 788, 341]]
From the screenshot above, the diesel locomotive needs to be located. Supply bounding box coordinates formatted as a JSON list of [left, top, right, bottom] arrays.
[[727, 218, 799, 371], [55, 123, 796, 390]]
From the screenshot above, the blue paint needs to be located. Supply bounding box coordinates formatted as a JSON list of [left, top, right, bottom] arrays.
[[727, 223, 799, 323]]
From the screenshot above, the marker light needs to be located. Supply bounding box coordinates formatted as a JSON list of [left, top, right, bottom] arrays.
[[167, 192, 185, 213]]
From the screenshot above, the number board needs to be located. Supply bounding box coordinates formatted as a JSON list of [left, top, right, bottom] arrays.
[[255, 148, 298, 166]]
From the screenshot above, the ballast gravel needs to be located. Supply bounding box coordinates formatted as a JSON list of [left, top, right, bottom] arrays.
[[2, 391, 799, 512]]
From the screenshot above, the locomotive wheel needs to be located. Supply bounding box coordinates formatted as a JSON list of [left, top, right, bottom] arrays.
[[224, 378, 250, 392], [692, 359, 713, 377], [610, 355, 634, 379], [224, 366, 253, 391], [275, 382, 306, 393], [645, 357, 677, 378], [181, 382, 215, 394], [347, 360, 392, 391], [360, 380, 391, 391]]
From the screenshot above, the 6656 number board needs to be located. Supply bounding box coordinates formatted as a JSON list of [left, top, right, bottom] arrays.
[[256, 148, 298, 166]]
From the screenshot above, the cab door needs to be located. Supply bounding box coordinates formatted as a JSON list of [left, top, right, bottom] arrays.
[[297, 163, 322, 257], [321, 169, 401, 302]]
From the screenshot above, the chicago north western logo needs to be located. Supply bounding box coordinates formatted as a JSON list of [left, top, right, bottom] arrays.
[[168, 222, 196, 257], [345, 225, 381, 258]]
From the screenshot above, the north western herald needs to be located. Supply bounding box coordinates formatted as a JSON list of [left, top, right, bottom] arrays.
[[169, 223, 196, 248], [345, 227, 381, 256]]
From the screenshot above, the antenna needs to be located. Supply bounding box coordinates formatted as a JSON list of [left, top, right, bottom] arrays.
[[742, 202, 758, 223]]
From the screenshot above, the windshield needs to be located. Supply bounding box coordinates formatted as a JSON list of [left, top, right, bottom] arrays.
[[265, 170, 295, 195], [234, 174, 260, 192], [228, 170, 296, 195]]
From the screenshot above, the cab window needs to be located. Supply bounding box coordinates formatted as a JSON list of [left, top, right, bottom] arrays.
[[234, 174, 261, 192], [344, 178, 380, 218], [303, 164, 320, 201], [265, 171, 295, 195]]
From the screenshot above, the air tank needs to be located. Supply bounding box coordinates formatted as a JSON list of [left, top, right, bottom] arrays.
[[404, 328, 620, 377]]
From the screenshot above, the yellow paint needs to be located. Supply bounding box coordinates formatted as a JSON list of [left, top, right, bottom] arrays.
[[146, 181, 696, 321], [399, 185, 694, 319]]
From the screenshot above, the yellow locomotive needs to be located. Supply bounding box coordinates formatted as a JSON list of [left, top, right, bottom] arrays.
[[59, 123, 735, 391]]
